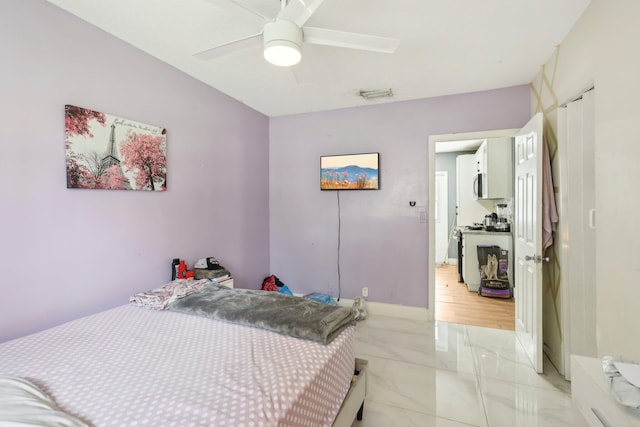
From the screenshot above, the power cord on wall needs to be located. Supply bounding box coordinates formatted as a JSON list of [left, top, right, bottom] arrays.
[[336, 190, 341, 301]]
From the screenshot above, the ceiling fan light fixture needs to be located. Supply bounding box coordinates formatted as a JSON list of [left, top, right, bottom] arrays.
[[263, 19, 303, 67], [264, 41, 301, 66]]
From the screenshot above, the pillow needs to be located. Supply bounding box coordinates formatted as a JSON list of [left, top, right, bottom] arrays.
[[0, 376, 88, 426], [129, 278, 210, 310]]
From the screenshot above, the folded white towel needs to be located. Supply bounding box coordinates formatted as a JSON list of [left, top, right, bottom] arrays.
[[0, 376, 88, 427]]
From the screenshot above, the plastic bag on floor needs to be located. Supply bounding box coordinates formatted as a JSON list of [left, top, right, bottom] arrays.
[[352, 297, 367, 321], [304, 293, 338, 305]]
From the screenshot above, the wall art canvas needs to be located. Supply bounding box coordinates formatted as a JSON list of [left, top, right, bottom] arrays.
[[320, 152, 379, 190], [65, 105, 167, 191]]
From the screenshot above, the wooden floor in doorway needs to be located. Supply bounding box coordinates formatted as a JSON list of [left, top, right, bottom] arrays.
[[435, 264, 515, 331]]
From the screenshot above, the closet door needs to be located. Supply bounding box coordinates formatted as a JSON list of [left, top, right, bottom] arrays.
[[562, 89, 597, 376]]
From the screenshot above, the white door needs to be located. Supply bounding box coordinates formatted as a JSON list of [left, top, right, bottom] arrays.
[[435, 171, 449, 265], [514, 112, 544, 373], [559, 89, 597, 379]]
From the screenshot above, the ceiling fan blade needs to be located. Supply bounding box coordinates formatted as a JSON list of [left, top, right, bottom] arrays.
[[278, 0, 326, 27], [303, 27, 399, 53], [205, 0, 272, 21], [194, 33, 262, 60]]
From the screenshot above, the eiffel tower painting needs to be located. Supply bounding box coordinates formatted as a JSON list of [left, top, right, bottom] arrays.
[[100, 122, 131, 190], [102, 122, 121, 168], [65, 104, 167, 191]]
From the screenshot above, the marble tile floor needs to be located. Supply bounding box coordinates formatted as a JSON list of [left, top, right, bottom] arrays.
[[350, 314, 574, 427]]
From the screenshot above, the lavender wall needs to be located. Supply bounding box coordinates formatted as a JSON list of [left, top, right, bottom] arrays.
[[269, 87, 530, 308], [0, 1, 269, 342]]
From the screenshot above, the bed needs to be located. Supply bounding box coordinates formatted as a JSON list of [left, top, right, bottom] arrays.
[[0, 285, 367, 426]]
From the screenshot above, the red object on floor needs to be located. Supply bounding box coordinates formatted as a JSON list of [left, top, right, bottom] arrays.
[[177, 260, 187, 279], [261, 275, 278, 292]]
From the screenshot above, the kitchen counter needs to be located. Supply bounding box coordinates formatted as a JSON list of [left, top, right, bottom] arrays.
[[461, 229, 512, 236]]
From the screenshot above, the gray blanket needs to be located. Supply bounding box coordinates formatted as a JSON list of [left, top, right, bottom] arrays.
[[169, 285, 355, 344]]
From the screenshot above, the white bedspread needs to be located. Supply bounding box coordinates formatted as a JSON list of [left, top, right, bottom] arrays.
[[0, 305, 355, 426], [0, 376, 88, 427]]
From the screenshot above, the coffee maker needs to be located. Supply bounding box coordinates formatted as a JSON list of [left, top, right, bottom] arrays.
[[483, 213, 497, 231]]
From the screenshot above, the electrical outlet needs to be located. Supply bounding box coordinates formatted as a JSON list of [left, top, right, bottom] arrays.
[[362, 287, 368, 297]]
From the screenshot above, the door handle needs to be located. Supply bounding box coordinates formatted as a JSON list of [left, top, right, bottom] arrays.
[[525, 255, 549, 263], [589, 209, 596, 229]]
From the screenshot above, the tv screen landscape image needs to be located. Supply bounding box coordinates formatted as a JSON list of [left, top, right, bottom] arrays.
[[320, 152, 379, 190]]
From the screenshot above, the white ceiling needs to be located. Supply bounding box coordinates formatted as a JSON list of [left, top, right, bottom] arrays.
[[45, 0, 591, 117], [435, 139, 483, 154]]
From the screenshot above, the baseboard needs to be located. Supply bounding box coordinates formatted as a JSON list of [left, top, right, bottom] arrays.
[[292, 293, 431, 321], [337, 298, 430, 322], [544, 342, 565, 378]]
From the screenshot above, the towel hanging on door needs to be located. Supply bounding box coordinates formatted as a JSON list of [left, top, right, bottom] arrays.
[[542, 135, 559, 252]]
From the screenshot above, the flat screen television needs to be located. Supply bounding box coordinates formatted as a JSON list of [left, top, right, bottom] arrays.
[[320, 152, 379, 190]]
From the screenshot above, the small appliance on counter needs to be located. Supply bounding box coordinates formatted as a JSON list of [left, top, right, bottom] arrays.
[[483, 213, 497, 231], [495, 203, 511, 232], [495, 218, 510, 232]]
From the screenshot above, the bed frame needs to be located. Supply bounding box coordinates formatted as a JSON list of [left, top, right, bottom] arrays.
[[332, 358, 367, 426]]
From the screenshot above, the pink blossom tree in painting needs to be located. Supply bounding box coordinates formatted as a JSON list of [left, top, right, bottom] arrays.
[[65, 105, 106, 189], [120, 132, 167, 191], [65, 105, 106, 140], [101, 165, 129, 190], [66, 160, 96, 189]]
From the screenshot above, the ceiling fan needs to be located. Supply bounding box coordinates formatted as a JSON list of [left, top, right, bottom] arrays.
[[195, 0, 400, 67]]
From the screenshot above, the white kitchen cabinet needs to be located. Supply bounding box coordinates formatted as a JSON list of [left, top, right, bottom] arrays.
[[456, 154, 492, 226], [475, 137, 513, 199], [461, 230, 513, 292], [476, 142, 485, 174]]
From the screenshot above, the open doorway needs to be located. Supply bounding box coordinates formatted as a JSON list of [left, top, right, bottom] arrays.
[[428, 129, 519, 331]]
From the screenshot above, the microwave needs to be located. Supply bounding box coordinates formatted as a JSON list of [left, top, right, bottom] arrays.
[[473, 173, 485, 199]]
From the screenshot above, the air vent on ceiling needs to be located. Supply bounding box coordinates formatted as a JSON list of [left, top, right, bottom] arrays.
[[359, 89, 393, 100]]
